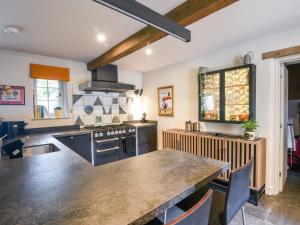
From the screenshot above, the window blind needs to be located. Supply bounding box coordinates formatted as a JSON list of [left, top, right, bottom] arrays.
[[30, 63, 70, 81]]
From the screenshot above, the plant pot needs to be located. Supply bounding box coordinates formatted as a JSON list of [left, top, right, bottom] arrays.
[[54, 109, 63, 118], [244, 131, 255, 140]]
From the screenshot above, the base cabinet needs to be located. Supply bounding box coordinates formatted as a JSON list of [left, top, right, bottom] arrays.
[[162, 129, 266, 205], [56, 133, 91, 161], [137, 125, 157, 155]]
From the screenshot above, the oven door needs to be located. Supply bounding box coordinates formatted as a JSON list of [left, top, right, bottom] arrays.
[[93, 137, 120, 166], [119, 135, 136, 160]]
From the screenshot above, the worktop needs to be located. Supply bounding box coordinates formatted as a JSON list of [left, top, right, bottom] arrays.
[[0, 129, 228, 225]]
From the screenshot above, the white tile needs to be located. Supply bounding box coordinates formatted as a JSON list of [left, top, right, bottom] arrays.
[[112, 105, 119, 115], [72, 106, 84, 116], [103, 97, 112, 105], [103, 92, 111, 97], [119, 97, 127, 106], [84, 115, 94, 125], [83, 95, 95, 106], [119, 114, 128, 122], [72, 85, 80, 94], [94, 106, 103, 115], [111, 92, 119, 97], [102, 115, 112, 124]]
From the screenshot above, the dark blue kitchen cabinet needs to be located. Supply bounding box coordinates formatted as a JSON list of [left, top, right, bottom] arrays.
[[56, 133, 91, 161], [137, 125, 157, 155]]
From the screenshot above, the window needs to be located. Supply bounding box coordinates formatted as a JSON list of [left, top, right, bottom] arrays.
[[34, 79, 68, 118]]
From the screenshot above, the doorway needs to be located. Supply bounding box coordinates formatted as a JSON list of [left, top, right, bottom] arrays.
[[279, 60, 300, 192], [286, 63, 300, 173]]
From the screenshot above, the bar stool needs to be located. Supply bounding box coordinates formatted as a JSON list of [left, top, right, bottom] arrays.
[[151, 189, 213, 225], [209, 159, 254, 225]]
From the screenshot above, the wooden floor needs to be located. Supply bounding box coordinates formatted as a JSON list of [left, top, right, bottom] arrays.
[[227, 171, 300, 225]]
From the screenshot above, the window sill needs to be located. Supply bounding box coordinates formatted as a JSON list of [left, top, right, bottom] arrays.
[[32, 117, 70, 121]]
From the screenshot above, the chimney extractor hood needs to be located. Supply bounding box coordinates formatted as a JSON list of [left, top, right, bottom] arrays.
[[79, 64, 135, 93]]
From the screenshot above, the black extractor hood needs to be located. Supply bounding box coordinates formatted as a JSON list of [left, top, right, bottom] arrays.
[[79, 64, 135, 92]]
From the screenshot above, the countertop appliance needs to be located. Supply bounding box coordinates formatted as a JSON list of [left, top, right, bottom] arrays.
[[0, 121, 27, 139], [85, 124, 137, 166]]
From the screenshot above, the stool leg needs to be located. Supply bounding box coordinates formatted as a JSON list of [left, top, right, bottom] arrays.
[[241, 207, 246, 225]]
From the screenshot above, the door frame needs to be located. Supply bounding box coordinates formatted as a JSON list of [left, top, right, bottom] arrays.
[[274, 54, 300, 194]]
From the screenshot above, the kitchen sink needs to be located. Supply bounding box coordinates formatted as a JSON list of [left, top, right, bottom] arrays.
[[22, 144, 60, 158]]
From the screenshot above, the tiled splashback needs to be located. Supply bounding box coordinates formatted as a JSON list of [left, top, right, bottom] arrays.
[[72, 85, 134, 126]]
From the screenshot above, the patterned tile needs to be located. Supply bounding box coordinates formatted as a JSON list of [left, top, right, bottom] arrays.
[[72, 84, 133, 125], [95, 116, 102, 124], [74, 116, 84, 126], [112, 98, 119, 104], [112, 116, 120, 124], [73, 95, 83, 105], [119, 106, 127, 114], [94, 96, 103, 106]]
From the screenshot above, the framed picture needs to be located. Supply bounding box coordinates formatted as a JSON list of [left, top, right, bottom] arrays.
[[158, 85, 174, 116], [0, 85, 25, 105]]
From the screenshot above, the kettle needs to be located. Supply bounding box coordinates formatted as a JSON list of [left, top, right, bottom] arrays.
[[240, 51, 253, 65]]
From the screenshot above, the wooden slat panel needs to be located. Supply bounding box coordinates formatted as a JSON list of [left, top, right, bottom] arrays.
[[162, 130, 266, 190]]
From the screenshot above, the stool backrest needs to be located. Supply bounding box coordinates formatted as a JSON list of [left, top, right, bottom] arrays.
[[225, 159, 254, 224], [167, 189, 213, 225]]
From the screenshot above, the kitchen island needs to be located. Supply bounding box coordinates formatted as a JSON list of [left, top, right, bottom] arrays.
[[0, 132, 229, 225]]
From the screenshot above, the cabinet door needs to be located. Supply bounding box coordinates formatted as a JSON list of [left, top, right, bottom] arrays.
[[199, 72, 221, 121], [56, 134, 91, 161], [138, 143, 148, 155], [224, 66, 255, 122], [138, 126, 157, 144]]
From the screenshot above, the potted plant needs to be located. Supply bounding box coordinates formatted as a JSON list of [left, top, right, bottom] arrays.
[[241, 119, 259, 140], [54, 106, 63, 118]]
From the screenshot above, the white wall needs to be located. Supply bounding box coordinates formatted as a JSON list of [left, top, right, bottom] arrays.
[[0, 49, 142, 128], [142, 26, 300, 195]]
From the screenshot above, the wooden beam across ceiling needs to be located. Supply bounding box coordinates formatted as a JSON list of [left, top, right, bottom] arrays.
[[87, 0, 238, 71], [262, 45, 300, 60]]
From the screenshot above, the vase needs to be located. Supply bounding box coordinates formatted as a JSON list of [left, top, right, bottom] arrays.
[[244, 131, 255, 140], [54, 109, 63, 118]]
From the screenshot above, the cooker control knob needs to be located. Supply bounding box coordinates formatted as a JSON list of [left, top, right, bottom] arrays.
[[94, 133, 99, 138], [119, 130, 122, 134], [115, 130, 119, 134], [99, 132, 103, 137], [111, 131, 115, 135], [123, 130, 126, 134], [107, 132, 111, 136]]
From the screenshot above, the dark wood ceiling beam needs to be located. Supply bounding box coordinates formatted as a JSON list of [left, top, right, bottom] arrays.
[[87, 0, 238, 71]]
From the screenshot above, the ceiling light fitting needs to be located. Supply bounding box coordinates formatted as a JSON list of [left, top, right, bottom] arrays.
[[92, 0, 191, 42], [2, 26, 20, 35]]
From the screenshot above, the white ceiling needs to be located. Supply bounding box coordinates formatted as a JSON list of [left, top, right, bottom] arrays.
[[1, 0, 300, 73]]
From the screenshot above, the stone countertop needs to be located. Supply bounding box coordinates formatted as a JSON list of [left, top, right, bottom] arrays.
[[124, 120, 157, 128], [166, 129, 266, 142], [0, 136, 229, 225]]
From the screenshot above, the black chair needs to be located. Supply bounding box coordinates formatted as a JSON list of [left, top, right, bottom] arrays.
[[149, 189, 213, 225], [209, 159, 254, 225]]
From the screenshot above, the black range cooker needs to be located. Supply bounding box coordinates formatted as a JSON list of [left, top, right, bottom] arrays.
[[85, 124, 136, 166]]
